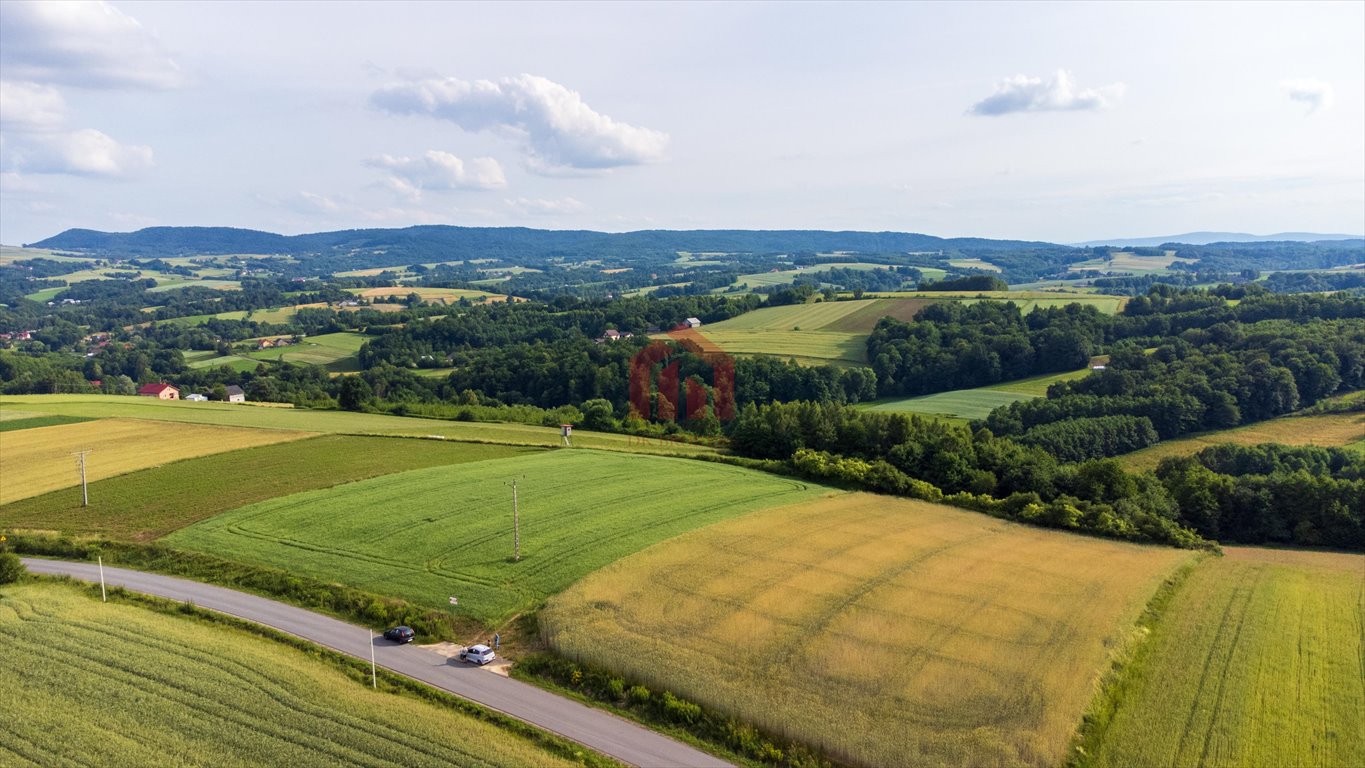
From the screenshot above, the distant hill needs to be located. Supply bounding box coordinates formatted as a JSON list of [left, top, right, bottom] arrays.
[[28, 225, 1058, 259], [1070, 232, 1364, 248]]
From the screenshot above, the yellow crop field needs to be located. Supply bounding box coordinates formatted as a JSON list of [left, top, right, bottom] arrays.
[[1085, 547, 1364, 768], [356, 286, 507, 303], [542, 493, 1193, 768], [0, 418, 311, 504], [1120, 412, 1365, 471]]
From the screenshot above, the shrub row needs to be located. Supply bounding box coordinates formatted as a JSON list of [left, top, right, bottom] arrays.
[[517, 653, 833, 768]]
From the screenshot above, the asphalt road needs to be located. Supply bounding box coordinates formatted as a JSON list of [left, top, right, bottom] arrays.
[[21, 558, 732, 768]]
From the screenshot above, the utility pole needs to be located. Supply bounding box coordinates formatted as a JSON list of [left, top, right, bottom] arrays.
[[73, 449, 91, 506], [98, 555, 106, 602], [369, 628, 377, 688], [510, 479, 520, 562]]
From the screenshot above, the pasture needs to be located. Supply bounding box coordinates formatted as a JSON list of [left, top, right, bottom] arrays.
[[0, 395, 721, 456], [165, 449, 828, 624], [0, 436, 535, 540], [1085, 547, 1364, 768], [722, 262, 904, 293], [245, 331, 369, 371], [541, 493, 1193, 768], [1120, 412, 1365, 471], [0, 583, 577, 768], [0, 418, 310, 505], [947, 257, 1002, 272]]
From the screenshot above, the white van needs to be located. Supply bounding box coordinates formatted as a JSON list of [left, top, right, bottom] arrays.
[[459, 644, 496, 665]]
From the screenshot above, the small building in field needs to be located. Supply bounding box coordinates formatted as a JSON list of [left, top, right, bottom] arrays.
[[138, 383, 180, 400], [683, 317, 703, 328], [225, 385, 247, 403], [185, 393, 208, 402]]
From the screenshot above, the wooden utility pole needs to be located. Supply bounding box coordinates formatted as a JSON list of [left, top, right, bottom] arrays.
[[511, 479, 520, 562], [73, 450, 91, 506]]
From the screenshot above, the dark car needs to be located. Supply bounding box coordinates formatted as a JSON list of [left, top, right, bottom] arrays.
[[383, 626, 415, 643]]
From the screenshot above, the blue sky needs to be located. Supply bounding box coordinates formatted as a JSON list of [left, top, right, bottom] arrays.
[[1, 0, 1361, 245]]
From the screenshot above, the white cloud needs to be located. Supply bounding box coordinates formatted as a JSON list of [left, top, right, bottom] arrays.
[[0, 1, 183, 89], [0, 81, 67, 129], [17, 129, 155, 177], [366, 151, 506, 200], [370, 74, 668, 172], [969, 69, 1124, 116], [505, 196, 586, 216], [1281, 78, 1334, 114]]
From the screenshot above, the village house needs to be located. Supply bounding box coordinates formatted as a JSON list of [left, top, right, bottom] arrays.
[[225, 385, 247, 403], [137, 383, 180, 400]]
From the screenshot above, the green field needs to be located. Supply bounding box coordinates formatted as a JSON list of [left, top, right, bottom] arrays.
[[722, 262, 901, 293], [692, 298, 934, 365], [1067, 251, 1193, 276], [0, 436, 535, 541], [0, 395, 721, 456], [1086, 547, 1364, 768], [861, 366, 1099, 420], [0, 415, 95, 432], [543, 493, 1193, 768], [165, 449, 828, 624], [947, 257, 1002, 272], [0, 583, 578, 768], [245, 332, 369, 372], [866, 290, 1126, 315]]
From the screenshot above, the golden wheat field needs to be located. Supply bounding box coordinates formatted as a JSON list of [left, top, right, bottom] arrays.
[[0, 418, 311, 505], [542, 493, 1194, 768], [1120, 412, 1365, 471]]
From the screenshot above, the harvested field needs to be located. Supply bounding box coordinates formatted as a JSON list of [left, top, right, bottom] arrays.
[[0, 418, 311, 505], [1120, 412, 1365, 471], [542, 493, 1193, 767]]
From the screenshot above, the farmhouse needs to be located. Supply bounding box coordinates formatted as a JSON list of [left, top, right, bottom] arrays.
[[138, 383, 180, 400], [225, 385, 247, 403]]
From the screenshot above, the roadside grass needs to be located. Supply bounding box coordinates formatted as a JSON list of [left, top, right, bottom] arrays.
[[541, 493, 1194, 768], [1081, 547, 1365, 768], [1119, 412, 1365, 472], [0, 435, 537, 541], [0, 582, 584, 768], [0, 415, 96, 433], [0, 418, 312, 505], [164, 449, 830, 625], [0, 395, 721, 456]]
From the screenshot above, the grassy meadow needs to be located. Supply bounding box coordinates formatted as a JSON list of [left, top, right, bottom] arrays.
[[165, 449, 829, 624], [244, 331, 369, 372], [0, 395, 720, 456], [0, 436, 536, 541], [694, 297, 935, 365], [1085, 547, 1364, 768], [355, 286, 507, 304], [861, 366, 1100, 420], [1120, 412, 1365, 472], [541, 493, 1193, 768], [0, 418, 311, 505], [866, 290, 1127, 315], [0, 583, 578, 768]]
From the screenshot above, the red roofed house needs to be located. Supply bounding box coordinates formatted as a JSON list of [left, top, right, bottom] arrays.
[[137, 382, 180, 400]]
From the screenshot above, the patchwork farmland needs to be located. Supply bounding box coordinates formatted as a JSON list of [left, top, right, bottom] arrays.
[[0, 583, 579, 768], [0, 418, 310, 505], [164, 449, 830, 623], [1119, 412, 1365, 471], [542, 493, 1194, 767]]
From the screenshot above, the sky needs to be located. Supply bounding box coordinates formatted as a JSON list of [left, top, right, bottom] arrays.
[[1, 0, 1362, 245]]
